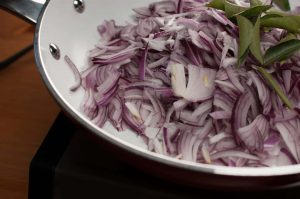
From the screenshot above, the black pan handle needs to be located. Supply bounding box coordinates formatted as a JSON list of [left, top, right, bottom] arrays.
[[0, 0, 46, 24]]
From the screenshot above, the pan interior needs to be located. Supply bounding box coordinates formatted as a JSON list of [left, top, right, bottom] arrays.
[[37, 0, 156, 149], [36, 0, 300, 177]]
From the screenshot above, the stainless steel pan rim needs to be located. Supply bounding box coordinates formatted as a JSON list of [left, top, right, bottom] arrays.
[[29, 0, 300, 178]]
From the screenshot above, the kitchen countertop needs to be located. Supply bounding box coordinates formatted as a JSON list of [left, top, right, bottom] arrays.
[[0, 10, 60, 199]]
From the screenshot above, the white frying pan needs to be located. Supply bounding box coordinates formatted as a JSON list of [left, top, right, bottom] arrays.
[[2, 0, 300, 190]]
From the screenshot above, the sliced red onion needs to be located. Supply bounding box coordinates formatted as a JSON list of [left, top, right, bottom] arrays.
[[163, 127, 178, 154], [124, 88, 144, 100], [143, 37, 171, 51], [96, 85, 119, 106], [64, 55, 82, 91], [288, 74, 300, 95], [150, 0, 177, 16], [222, 57, 238, 68], [273, 109, 298, 123], [248, 71, 272, 115], [144, 127, 160, 139], [168, 62, 186, 98], [181, 133, 199, 161], [182, 40, 203, 66], [192, 100, 213, 117], [133, 7, 152, 17], [97, 20, 121, 42], [214, 138, 237, 152], [179, 110, 202, 125], [122, 105, 143, 134], [139, 44, 148, 80], [264, 131, 281, 148], [176, 18, 202, 31], [121, 24, 137, 41], [231, 90, 255, 146], [188, 29, 210, 51], [201, 142, 212, 164], [193, 119, 213, 139], [280, 148, 297, 165], [210, 150, 260, 161], [136, 18, 159, 37], [173, 99, 189, 111], [145, 90, 165, 127], [209, 132, 231, 144], [237, 115, 270, 152], [153, 138, 165, 154], [177, 0, 183, 13], [275, 121, 300, 163], [81, 89, 97, 120], [148, 56, 169, 68], [124, 80, 165, 89], [67, 0, 300, 167], [282, 70, 292, 92], [192, 139, 203, 162], [96, 71, 121, 95], [153, 30, 172, 39], [92, 106, 107, 128], [213, 89, 235, 112], [215, 80, 240, 93], [198, 31, 222, 60], [108, 97, 123, 130], [209, 9, 236, 28], [184, 65, 216, 102], [210, 111, 231, 120], [226, 66, 245, 93], [125, 101, 142, 121]]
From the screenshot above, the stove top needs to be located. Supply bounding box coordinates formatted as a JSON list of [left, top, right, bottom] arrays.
[[28, 113, 300, 199]]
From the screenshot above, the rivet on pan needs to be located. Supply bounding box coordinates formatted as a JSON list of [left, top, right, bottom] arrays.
[[73, 0, 85, 13], [49, 43, 60, 60]]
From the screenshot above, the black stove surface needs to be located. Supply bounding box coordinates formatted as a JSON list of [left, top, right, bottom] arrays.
[[28, 113, 300, 199]]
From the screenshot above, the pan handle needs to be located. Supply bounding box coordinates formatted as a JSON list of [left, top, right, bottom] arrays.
[[0, 0, 46, 24]]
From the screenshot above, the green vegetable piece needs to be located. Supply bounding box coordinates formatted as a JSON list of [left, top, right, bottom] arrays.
[[258, 67, 293, 109], [250, 0, 262, 7], [261, 16, 300, 33], [208, 0, 270, 20], [207, 0, 225, 10], [265, 8, 288, 17], [239, 49, 250, 66], [273, 0, 291, 11], [250, 17, 263, 64], [264, 39, 300, 66], [278, 33, 297, 44], [225, 1, 247, 18], [237, 15, 253, 66], [239, 5, 272, 20]]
